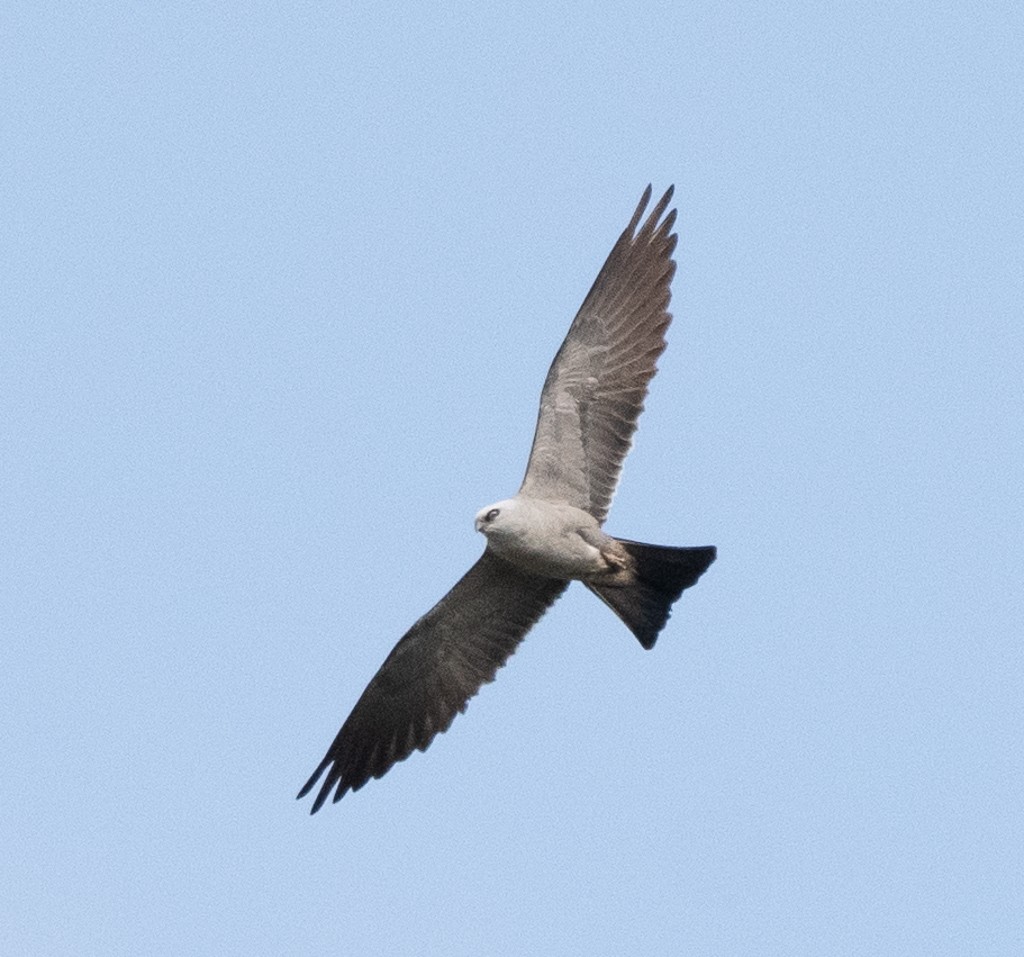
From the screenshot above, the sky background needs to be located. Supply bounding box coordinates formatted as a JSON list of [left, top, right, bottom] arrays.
[[3, 3, 1022, 955]]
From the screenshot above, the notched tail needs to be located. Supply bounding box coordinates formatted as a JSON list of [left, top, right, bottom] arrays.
[[586, 540, 716, 649]]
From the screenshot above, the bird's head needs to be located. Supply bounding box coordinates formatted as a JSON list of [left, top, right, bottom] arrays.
[[474, 498, 517, 536]]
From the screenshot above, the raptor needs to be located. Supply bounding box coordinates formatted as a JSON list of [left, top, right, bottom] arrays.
[[299, 186, 716, 812]]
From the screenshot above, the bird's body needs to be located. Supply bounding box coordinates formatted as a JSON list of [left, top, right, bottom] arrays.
[[474, 497, 613, 581], [299, 186, 716, 812]]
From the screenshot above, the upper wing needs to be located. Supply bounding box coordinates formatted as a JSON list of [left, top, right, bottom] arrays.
[[519, 186, 677, 523], [298, 551, 567, 811]]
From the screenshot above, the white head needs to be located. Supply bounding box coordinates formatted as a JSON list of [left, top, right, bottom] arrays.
[[474, 498, 519, 537]]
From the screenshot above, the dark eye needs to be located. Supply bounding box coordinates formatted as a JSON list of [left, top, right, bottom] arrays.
[[485, 508, 500, 522]]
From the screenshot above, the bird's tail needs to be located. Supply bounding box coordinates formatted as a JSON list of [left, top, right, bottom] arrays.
[[585, 540, 716, 649]]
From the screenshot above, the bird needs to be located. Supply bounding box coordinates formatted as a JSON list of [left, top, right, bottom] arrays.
[[298, 185, 716, 812]]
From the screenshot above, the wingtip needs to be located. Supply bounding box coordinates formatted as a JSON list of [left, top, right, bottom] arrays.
[[629, 184, 676, 241], [299, 761, 357, 813], [627, 185, 654, 235], [308, 781, 334, 814], [642, 183, 674, 206], [648, 185, 675, 228], [297, 751, 336, 812]]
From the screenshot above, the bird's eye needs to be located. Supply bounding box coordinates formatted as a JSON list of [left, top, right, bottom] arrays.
[[485, 508, 500, 522]]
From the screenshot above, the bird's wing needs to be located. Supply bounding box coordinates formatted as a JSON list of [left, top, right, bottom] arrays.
[[519, 186, 677, 523], [298, 551, 567, 811]]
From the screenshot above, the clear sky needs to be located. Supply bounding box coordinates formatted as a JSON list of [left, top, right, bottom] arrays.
[[3, 3, 1021, 955]]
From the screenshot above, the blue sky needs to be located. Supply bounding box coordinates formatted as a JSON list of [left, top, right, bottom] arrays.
[[3, 3, 1021, 954]]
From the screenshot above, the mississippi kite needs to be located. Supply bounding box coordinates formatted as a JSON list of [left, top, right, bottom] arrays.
[[299, 186, 716, 812]]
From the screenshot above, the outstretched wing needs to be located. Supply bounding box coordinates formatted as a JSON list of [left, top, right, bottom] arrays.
[[298, 551, 567, 811], [519, 186, 677, 523]]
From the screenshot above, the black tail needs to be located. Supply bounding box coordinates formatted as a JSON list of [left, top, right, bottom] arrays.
[[586, 541, 716, 650]]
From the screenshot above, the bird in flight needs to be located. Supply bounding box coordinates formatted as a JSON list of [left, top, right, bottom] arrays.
[[299, 186, 716, 812]]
